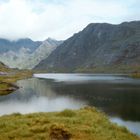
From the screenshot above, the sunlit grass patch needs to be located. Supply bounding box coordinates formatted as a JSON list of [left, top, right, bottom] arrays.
[[57, 109, 76, 117], [0, 107, 139, 140], [131, 72, 140, 78]]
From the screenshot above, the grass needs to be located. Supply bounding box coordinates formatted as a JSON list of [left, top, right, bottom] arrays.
[[131, 72, 140, 78], [0, 69, 33, 95], [75, 65, 140, 74], [0, 82, 18, 95], [0, 107, 139, 140], [34, 64, 140, 74]]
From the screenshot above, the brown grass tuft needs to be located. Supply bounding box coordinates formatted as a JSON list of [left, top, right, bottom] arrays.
[[49, 123, 72, 140]]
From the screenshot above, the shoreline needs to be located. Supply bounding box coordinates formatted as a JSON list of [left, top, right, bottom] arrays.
[[0, 70, 33, 95]]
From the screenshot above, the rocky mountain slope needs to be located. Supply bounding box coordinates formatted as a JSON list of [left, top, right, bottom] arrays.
[[0, 62, 10, 72], [0, 38, 62, 69], [34, 21, 140, 72], [0, 38, 42, 68], [20, 38, 62, 69], [0, 38, 41, 53]]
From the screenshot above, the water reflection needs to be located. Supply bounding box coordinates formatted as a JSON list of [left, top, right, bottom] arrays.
[[50, 82, 140, 121], [0, 74, 140, 135], [0, 78, 86, 115]]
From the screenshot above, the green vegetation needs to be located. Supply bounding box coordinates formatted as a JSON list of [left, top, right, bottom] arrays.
[[34, 64, 140, 74], [75, 65, 140, 74], [0, 107, 139, 140], [131, 72, 140, 78], [0, 69, 33, 95], [0, 82, 18, 95]]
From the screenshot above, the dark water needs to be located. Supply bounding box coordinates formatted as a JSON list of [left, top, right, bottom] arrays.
[[0, 73, 140, 135]]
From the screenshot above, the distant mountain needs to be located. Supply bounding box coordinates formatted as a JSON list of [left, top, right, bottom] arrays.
[[0, 38, 62, 69], [0, 38, 42, 68], [20, 38, 63, 69], [0, 38, 42, 53], [34, 21, 140, 73]]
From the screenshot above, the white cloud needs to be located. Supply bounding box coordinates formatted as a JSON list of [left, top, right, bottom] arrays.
[[0, 0, 139, 41]]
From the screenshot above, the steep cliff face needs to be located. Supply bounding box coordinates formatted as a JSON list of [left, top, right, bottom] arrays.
[[34, 21, 140, 72]]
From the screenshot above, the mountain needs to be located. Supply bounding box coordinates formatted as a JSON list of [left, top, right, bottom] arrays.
[[0, 38, 62, 69], [19, 38, 63, 69], [0, 62, 9, 72], [34, 21, 140, 73], [0, 38, 42, 68], [0, 38, 42, 53]]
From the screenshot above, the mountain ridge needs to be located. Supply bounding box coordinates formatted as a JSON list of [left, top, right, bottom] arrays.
[[0, 38, 62, 69], [34, 21, 140, 72], [0, 38, 42, 53]]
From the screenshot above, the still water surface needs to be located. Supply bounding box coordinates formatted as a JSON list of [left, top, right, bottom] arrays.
[[0, 73, 140, 135]]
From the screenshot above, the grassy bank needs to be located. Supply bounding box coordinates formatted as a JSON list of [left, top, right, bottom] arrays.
[[0, 107, 139, 140], [131, 72, 140, 78], [0, 70, 33, 95], [75, 65, 140, 74], [34, 65, 140, 75]]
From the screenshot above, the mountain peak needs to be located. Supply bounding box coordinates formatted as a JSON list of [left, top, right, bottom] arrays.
[[47, 37, 56, 41], [34, 21, 140, 72], [16, 38, 32, 42]]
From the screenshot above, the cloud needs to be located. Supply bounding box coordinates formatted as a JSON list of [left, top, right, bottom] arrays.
[[0, 0, 139, 41]]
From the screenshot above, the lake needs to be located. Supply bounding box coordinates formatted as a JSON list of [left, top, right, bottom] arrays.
[[0, 73, 140, 135]]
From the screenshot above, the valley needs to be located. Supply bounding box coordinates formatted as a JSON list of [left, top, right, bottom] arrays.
[[0, 38, 62, 69], [0, 21, 140, 139]]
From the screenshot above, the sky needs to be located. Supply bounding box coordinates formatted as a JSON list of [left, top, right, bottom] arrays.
[[0, 0, 139, 41]]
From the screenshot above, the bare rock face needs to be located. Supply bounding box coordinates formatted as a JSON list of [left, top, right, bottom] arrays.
[[34, 21, 140, 72]]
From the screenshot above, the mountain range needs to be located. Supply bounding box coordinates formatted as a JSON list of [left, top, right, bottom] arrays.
[[0, 38, 41, 53], [34, 21, 140, 73], [0, 21, 140, 73], [0, 38, 62, 69], [19, 38, 62, 69]]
